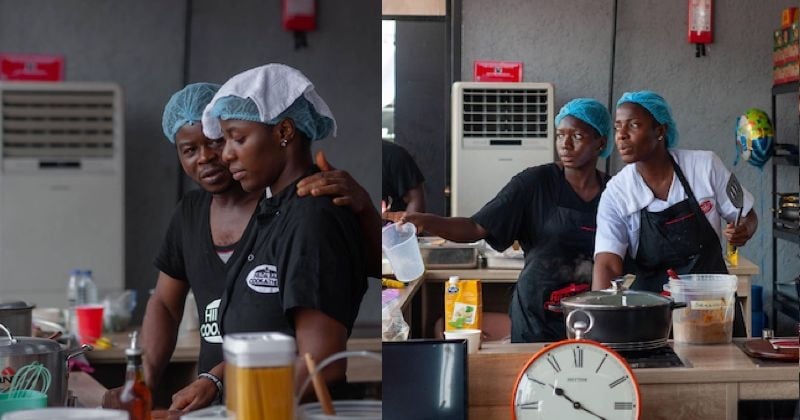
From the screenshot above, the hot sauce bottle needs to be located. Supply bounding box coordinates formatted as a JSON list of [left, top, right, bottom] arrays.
[[120, 330, 152, 420]]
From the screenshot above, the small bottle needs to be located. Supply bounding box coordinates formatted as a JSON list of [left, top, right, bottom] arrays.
[[77, 269, 98, 305], [120, 330, 152, 420], [66, 269, 81, 333]]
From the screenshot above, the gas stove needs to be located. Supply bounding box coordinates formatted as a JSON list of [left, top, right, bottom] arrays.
[[617, 346, 685, 369]]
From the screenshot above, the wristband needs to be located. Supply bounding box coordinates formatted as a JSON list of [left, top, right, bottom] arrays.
[[198, 372, 223, 401]]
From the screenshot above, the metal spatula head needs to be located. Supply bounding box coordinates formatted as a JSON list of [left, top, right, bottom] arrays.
[[726, 174, 744, 224]]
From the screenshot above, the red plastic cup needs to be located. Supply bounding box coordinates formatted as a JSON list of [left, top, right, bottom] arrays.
[[75, 304, 104, 345]]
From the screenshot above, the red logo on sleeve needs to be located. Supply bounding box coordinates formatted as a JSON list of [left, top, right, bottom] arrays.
[[700, 200, 714, 214]]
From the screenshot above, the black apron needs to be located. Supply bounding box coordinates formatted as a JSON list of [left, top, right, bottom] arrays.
[[509, 172, 603, 343], [632, 154, 746, 337]]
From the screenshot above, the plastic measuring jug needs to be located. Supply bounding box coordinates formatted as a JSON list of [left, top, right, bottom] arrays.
[[381, 222, 424, 282]]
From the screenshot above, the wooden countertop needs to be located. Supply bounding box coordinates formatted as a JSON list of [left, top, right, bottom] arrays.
[[471, 340, 798, 419], [86, 331, 382, 382], [423, 256, 759, 281]]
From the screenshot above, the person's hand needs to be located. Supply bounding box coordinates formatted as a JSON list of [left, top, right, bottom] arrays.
[[296, 151, 372, 214], [101, 386, 123, 409], [168, 377, 218, 412], [724, 222, 752, 247], [383, 211, 425, 233]]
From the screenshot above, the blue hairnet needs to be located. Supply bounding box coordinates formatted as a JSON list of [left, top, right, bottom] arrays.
[[209, 95, 335, 141], [616, 91, 679, 148], [555, 98, 613, 158], [162, 83, 221, 143]]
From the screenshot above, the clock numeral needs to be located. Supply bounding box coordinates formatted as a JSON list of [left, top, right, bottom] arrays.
[[573, 346, 583, 368], [595, 353, 608, 373], [526, 374, 546, 387], [519, 401, 541, 410], [609, 376, 628, 389], [614, 402, 634, 410], [546, 353, 561, 373]]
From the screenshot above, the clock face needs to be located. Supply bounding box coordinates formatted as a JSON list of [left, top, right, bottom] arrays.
[[512, 340, 640, 420]]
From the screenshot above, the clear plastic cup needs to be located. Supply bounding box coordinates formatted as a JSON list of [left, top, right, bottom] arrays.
[[665, 274, 737, 344], [381, 222, 425, 282], [74, 304, 104, 345]]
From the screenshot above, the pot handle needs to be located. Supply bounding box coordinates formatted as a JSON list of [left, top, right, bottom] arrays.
[[670, 301, 688, 310], [0, 323, 16, 343], [66, 344, 93, 361], [565, 309, 595, 340]]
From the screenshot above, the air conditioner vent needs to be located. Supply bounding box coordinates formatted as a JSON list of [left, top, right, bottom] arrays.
[[461, 88, 550, 138], [1, 90, 116, 158]]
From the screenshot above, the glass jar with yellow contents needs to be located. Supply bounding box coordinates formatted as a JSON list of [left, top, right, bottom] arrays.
[[223, 332, 296, 420]]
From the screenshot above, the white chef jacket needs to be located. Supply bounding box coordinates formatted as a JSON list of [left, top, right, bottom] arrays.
[[594, 149, 754, 259]]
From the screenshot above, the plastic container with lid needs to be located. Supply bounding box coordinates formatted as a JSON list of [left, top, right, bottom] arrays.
[[664, 274, 737, 344], [223, 332, 296, 420], [1, 408, 129, 420]]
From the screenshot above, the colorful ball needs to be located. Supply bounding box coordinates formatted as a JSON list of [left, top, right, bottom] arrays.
[[735, 108, 774, 168]]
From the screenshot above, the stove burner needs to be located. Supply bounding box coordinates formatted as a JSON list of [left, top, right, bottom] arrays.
[[617, 346, 685, 369]]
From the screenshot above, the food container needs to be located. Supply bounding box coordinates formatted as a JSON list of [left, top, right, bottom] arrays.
[[418, 237, 478, 269], [0, 302, 35, 337], [1, 408, 128, 419], [559, 279, 685, 351], [0, 324, 91, 407], [223, 332, 295, 420], [664, 274, 737, 344]]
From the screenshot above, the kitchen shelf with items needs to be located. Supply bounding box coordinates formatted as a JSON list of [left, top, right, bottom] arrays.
[[770, 81, 800, 327]]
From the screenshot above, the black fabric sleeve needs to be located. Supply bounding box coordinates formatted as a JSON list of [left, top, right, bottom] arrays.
[[470, 168, 536, 252], [153, 201, 188, 282], [280, 199, 367, 333]]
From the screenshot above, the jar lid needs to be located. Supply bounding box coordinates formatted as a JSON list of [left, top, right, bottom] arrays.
[[223, 332, 296, 368], [560, 289, 670, 309]]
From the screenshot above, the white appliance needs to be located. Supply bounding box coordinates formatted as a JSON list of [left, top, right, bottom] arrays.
[[0, 82, 124, 307], [451, 82, 555, 216]]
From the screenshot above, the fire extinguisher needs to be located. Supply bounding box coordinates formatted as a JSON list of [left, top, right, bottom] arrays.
[[688, 0, 713, 57], [283, 0, 316, 49]]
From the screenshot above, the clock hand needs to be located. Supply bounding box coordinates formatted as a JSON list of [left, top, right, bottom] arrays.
[[553, 387, 606, 420]]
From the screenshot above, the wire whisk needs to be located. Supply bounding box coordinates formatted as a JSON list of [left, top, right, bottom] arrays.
[[7, 361, 51, 399]]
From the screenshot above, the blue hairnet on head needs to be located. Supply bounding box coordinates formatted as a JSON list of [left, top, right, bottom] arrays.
[[616, 91, 679, 148], [162, 83, 220, 143], [209, 95, 335, 141], [555, 98, 613, 158]]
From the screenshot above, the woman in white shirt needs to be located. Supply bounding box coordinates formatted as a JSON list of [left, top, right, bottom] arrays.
[[592, 91, 757, 337]]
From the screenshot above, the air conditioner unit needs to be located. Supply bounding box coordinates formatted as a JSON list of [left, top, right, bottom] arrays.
[[451, 82, 555, 217], [0, 82, 124, 307]]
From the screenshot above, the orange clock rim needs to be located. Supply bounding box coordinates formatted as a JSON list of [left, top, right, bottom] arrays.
[[509, 338, 642, 420]]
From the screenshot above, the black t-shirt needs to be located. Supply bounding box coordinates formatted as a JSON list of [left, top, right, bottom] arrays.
[[154, 189, 256, 374], [218, 171, 368, 338], [382, 140, 425, 212], [471, 163, 608, 254]]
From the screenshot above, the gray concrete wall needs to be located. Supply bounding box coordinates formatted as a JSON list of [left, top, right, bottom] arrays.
[[0, 0, 381, 333], [461, 0, 800, 327]]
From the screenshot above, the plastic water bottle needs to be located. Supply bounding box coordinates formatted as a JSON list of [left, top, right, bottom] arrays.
[[67, 269, 81, 333], [77, 269, 98, 305]]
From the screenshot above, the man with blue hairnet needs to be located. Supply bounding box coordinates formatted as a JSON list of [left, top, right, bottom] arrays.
[[385, 98, 613, 342], [593, 91, 758, 337], [103, 78, 379, 412]]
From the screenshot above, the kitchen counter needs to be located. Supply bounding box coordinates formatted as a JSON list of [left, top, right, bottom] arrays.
[[470, 340, 798, 419], [410, 257, 759, 338], [87, 331, 382, 382]]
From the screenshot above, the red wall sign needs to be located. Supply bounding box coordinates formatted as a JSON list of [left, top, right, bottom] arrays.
[[0, 54, 64, 81], [473, 60, 523, 82]]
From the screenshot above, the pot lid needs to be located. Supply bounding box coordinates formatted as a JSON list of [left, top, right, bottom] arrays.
[[561, 286, 671, 309], [0, 324, 61, 355], [0, 301, 34, 310]]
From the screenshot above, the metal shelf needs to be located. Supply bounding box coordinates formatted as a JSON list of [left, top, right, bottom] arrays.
[[774, 290, 799, 322], [774, 225, 800, 244], [772, 82, 799, 95]]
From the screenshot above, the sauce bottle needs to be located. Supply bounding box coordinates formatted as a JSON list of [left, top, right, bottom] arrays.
[[120, 330, 152, 420]]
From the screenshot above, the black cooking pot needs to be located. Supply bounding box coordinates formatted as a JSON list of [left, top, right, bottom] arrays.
[[777, 193, 800, 222], [560, 279, 686, 351]]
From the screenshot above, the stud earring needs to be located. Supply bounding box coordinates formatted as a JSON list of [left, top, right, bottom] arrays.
[[280, 138, 288, 147], [658, 136, 664, 141]]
